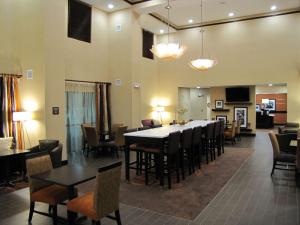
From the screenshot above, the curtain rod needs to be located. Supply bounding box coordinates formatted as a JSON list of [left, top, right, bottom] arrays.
[[65, 79, 111, 85], [0, 73, 23, 78]]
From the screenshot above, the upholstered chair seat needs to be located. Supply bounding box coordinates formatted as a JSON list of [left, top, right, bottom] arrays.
[[30, 184, 68, 206]]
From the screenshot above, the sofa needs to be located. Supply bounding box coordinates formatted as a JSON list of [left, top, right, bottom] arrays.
[[29, 140, 63, 168], [141, 119, 162, 129], [278, 122, 299, 134]]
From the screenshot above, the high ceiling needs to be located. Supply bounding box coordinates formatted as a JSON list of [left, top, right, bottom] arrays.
[[81, 0, 300, 30]]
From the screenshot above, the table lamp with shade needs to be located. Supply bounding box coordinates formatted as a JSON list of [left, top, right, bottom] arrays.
[[13, 111, 32, 149]]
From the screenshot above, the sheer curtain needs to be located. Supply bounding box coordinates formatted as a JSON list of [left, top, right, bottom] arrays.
[[65, 83, 96, 156]]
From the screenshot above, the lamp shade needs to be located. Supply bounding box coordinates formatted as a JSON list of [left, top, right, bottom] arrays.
[[13, 112, 32, 122], [155, 106, 165, 112]]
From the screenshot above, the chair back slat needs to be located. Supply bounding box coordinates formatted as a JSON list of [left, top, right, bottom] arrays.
[[167, 131, 181, 155], [84, 126, 100, 147], [182, 128, 193, 149], [115, 126, 128, 146], [206, 123, 215, 139], [26, 153, 53, 194], [94, 161, 122, 218], [192, 126, 202, 146], [268, 132, 280, 158], [214, 121, 220, 138]]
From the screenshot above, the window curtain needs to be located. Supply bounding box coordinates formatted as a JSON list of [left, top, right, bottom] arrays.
[[65, 83, 96, 155], [0, 76, 23, 149], [95, 83, 111, 140]]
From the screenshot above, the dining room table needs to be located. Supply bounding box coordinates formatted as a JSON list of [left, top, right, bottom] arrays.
[[0, 148, 30, 187], [123, 120, 215, 184]]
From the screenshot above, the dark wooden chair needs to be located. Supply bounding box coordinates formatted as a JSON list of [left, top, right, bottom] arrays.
[[213, 121, 221, 157], [219, 120, 225, 154], [192, 126, 203, 170], [67, 161, 123, 225], [269, 132, 296, 176], [181, 128, 193, 178], [84, 126, 102, 157], [138, 131, 181, 189], [204, 123, 215, 163]]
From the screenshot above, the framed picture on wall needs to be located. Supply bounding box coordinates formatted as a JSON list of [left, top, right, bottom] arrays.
[[265, 99, 276, 111], [216, 115, 227, 124], [215, 100, 224, 109], [234, 107, 248, 128]]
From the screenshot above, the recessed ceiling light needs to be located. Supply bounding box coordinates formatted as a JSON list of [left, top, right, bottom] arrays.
[[268, 83, 273, 87], [270, 5, 277, 11], [188, 19, 194, 24], [228, 12, 235, 17], [108, 4, 114, 9], [196, 86, 201, 89], [160, 29, 164, 34]]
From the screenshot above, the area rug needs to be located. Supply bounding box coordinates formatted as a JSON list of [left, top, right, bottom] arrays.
[[0, 181, 28, 195], [119, 147, 253, 220]]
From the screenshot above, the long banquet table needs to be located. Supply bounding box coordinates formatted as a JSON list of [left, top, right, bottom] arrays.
[[124, 120, 215, 184]]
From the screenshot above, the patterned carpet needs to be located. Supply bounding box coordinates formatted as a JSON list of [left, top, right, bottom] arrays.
[[119, 148, 253, 220]]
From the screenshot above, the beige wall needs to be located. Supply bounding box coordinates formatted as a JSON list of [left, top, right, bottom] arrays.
[[210, 86, 256, 133], [157, 13, 300, 125], [0, 0, 46, 148], [43, 0, 110, 159]]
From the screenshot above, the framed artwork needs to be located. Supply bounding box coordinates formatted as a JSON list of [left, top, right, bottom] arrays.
[[256, 104, 260, 111], [234, 107, 248, 128], [52, 107, 59, 115], [265, 99, 276, 111], [215, 100, 224, 109], [216, 115, 227, 124]]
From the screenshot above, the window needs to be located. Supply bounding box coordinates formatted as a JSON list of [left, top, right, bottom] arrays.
[[142, 29, 154, 60], [68, 0, 91, 43]]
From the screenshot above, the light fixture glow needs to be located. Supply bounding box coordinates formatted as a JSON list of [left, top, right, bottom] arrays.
[[160, 29, 165, 34], [196, 86, 201, 89], [189, 58, 217, 71], [150, 0, 186, 60], [108, 4, 114, 9], [188, 19, 194, 23], [189, 0, 217, 71], [270, 5, 277, 11], [268, 83, 273, 87], [151, 43, 186, 60], [228, 12, 235, 17]]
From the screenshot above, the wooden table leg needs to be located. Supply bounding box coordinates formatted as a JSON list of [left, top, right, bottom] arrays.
[[125, 139, 130, 181]]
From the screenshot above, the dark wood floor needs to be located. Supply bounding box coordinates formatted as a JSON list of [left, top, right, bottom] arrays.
[[0, 131, 299, 225]]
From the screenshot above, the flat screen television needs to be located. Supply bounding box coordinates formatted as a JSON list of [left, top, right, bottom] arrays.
[[226, 87, 250, 102]]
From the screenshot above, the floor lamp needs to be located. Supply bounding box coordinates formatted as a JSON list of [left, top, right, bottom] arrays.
[[155, 106, 165, 124], [12, 111, 32, 149]]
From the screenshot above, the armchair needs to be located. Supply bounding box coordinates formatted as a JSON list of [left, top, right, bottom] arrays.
[[29, 140, 63, 168]]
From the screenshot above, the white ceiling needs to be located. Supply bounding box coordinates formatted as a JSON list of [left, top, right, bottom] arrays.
[[143, 0, 300, 27], [80, 0, 300, 30]]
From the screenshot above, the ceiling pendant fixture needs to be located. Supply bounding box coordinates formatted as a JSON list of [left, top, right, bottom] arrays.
[[189, 0, 217, 71], [150, 0, 186, 60]]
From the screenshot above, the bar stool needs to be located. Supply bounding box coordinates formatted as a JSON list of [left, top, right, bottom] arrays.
[[204, 122, 215, 163], [192, 126, 203, 170], [180, 128, 193, 178]]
